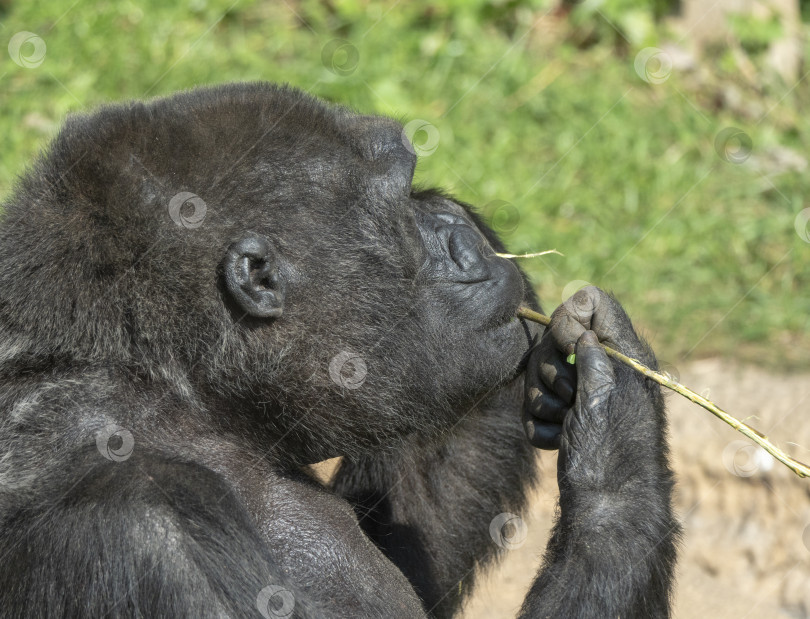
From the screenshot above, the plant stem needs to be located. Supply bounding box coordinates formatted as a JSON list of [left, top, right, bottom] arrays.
[[495, 250, 563, 259], [517, 306, 810, 479]]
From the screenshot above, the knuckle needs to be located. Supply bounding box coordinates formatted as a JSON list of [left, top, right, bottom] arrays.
[[549, 302, 570, 322], [565, 289, 599, 321]]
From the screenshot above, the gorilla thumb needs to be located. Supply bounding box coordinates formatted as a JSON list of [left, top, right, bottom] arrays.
[[575, 331, 615, 411]]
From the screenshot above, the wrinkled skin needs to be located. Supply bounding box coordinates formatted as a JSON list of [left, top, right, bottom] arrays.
[[0, 83, 677, 618]]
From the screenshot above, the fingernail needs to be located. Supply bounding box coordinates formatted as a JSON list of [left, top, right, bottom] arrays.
[[524, 420, 535, 441]]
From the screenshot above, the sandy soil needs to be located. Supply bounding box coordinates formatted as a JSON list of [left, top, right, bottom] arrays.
[[462, 359, 810, 619]]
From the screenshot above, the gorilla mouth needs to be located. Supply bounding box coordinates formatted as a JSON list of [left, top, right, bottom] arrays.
[[412, 206, 526, 339]]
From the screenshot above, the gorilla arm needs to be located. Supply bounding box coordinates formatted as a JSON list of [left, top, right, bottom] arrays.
[[519, 287, 679, 618]]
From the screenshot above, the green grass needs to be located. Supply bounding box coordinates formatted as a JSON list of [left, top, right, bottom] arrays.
[[1, 0, 808, 368]]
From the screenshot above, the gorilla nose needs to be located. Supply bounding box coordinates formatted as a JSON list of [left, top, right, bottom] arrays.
[[416, 210, 492, 283], [448, 225, 486, 273]]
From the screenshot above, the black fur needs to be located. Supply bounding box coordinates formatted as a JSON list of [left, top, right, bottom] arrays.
[[0, 83, 677, 618]]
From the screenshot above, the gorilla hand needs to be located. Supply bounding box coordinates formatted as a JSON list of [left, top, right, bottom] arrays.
[[517, 291, 677, 618], [522, 286, 658, 454]]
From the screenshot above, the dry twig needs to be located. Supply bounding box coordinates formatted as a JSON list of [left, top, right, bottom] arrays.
[[495, 250, 563, 259]]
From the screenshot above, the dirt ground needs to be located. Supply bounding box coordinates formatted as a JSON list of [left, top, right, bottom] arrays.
[[462, 359, 810, 619]]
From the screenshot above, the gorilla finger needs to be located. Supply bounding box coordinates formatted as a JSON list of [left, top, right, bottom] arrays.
[[562, 287, 602, 327], [537, 352, 576, 404], [567, 288, 651, 363], [525, 391, 569, 425], [524, 348, 545, 408], [575, 330, 615, 408], [523, 412, 562, 450], [547, 307, 587, 357], [575, 287, 630, 345], [526, 333, 573, 402]]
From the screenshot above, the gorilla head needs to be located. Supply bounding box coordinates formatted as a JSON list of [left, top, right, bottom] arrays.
[[0, 83, 678, 619], [0, 83, 531, 465]]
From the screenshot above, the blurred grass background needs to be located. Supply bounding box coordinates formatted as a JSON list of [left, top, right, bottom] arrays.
[[1, 0, 808, 369]]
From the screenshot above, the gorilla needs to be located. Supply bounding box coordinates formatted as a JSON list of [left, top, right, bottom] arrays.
[[0, 83, 677, 618]]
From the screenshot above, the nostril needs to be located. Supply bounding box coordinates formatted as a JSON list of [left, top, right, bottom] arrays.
[[448, 226, 482, 271], [414, 209, 493, 283]]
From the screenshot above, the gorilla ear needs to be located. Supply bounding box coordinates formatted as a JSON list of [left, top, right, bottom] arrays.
[[223, 234, 285, 318]]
